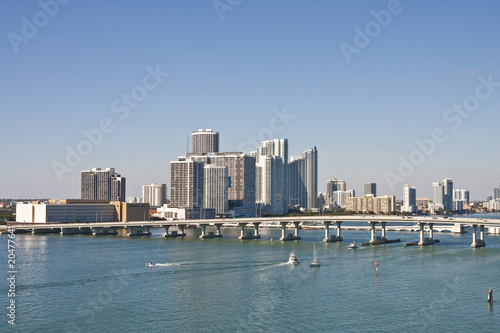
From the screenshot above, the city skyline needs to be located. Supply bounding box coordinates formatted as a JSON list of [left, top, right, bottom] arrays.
[[1, 1, 500, 200]]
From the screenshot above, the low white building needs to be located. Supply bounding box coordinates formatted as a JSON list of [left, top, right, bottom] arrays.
[[155, 204, 216, 220], [16, 201, 116, 223]]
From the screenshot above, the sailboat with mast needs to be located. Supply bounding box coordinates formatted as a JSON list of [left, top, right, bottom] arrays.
[[310, 243, 320, 267]]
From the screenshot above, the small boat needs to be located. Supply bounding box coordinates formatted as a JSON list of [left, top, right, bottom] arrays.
[[146, 261, 155, 267], [287, 251, 300, 264], [310, 243, 320, 267], [348, 241, 359, 249]]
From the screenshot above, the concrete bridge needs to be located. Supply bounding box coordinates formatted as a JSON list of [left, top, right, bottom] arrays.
[[4, 215, 500, 248]]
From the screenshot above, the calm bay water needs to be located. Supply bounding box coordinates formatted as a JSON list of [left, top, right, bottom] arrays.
[[2, 219, 500, 332]]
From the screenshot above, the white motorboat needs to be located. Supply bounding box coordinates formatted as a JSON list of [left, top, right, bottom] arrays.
[[310, 243, 320, 267], [348, 241, 359, 249], [287, 251, 300, 264], [146, 261, 155, 267]]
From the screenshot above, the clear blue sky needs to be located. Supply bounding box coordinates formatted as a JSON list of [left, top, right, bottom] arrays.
[[1, 0, 499, 201]]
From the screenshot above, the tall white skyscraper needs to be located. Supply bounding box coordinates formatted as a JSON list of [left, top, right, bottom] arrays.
[[255, 139, 288, 214], [288, 146, 318, 209], [402, 184, 417, 214], [142, 183, 167, 207], [203, 165, 228, 214], [191, 129, 219, 154], [81, 168, 126, 202]]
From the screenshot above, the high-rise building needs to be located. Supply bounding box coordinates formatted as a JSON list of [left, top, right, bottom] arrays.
[[492, 187, 500, 200], [402, 184, 417, 214], [255, 139, 288, 214], [364, 183, 377, 197], [326, 179, 346, 196], [203, 165, 228, 214], [191, 129, 219, 154], [443, 178, 453, 212], [432, 182, 444, 206], [170, 159, 204, 208], [288, 146, 318, 209], [454, 189, 470, 204], [81, 168, 126, 202], [142, 183, 167, 207], [187, 152, 256, 212]]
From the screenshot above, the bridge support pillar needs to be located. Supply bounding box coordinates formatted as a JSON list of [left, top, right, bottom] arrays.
[[336, 221, 343, 240], [238, 222, 247, 240], [323, 221, 331, 242], [280, 221, 299, 241], [199, 224, 222, 239], [419, 222, 425, 244], [215, 223, 223, 237], [199, 224, 207, 239], [293, 222, 301, 240], [92, 227, 117, 236], [369, 222, 377, 243], [177, 224, 186, 236], [471, 224, 486, 248], [126, 226, 151, 236], [280, 222, 287, 240], [429, 223, 434, 241], [380, 222, 387, 240], [253, 222, 261, 239], [163, 224, 186, 237]]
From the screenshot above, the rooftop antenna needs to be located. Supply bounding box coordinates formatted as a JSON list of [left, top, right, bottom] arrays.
[[186, 136, 189, 155]]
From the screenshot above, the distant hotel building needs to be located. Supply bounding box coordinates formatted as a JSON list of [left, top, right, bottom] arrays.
[[288, 146, 318, 210], [401, 184, 417, 214], [142, 183, 167, 208], [81, 168, 126, 202], [345, 195, 395, 214], [364, 183, 377, 197], [191, 129, 219, 154]]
